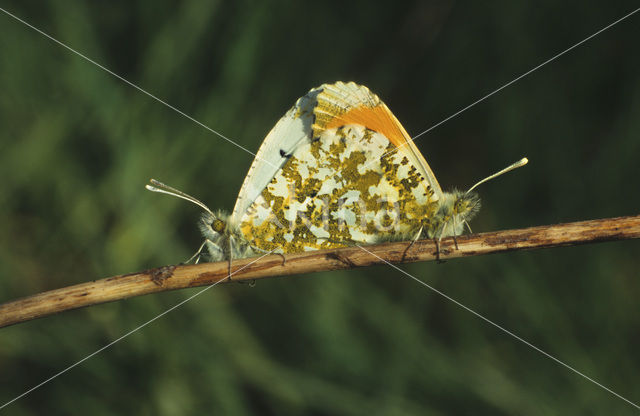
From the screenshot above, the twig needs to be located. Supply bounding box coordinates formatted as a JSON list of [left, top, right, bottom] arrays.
[[1, 215, 639, 328]]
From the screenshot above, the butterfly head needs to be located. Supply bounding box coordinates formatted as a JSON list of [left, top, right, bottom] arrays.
[[199, 210, 231, 261], [211, 217, 227, 233], [199, 210, 256, 262], [453, 190, 481, 225], [427, 190, 481, 238]]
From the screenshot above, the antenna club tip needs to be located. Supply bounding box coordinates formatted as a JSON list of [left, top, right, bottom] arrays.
[[520, 157, 529, 165]]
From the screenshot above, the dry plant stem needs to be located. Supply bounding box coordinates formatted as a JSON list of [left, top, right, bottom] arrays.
[[1, 215, 639, 329]]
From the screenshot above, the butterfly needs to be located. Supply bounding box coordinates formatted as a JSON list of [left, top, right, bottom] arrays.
[[147, 81, 527, 263]]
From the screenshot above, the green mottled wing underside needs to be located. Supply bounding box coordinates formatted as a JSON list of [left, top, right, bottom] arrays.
[[239, 125, 438, 253]]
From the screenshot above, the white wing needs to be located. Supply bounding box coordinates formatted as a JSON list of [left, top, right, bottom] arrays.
[[230, 87, 322, 222]]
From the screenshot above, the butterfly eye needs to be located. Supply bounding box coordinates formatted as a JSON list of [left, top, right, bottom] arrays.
[[212, 219, 226, 233]]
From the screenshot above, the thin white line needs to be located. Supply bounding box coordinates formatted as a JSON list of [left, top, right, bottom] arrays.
[[355, 244, 640, 410], [368, 7, 640, 170], [0, 6, 274, 167], [0, 251, 274, 410]]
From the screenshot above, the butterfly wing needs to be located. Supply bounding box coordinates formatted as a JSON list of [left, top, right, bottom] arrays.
[[238, 82, 441, 253], [230, 87, 322, 223], [313, 82, 444, 201]]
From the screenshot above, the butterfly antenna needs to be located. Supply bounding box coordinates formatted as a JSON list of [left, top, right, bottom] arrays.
[[465, 157, 528, 194], [145, 179, 214, 216]]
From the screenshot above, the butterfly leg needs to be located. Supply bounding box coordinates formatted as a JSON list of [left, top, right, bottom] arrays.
[[451, 216, 460, 250], [434, 236, 447, 264], [184, 240, 208, 265], [401, 226, 423, 262], [227, 238, 233, 282], [452, 220, 474, 251]]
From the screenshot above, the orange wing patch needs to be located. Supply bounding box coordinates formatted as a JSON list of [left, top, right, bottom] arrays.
[[311, 82, 413, 150], [325, 103, 411, 149]]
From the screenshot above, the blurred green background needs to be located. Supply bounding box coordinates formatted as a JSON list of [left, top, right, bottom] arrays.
[[1, 1, 639, 414]]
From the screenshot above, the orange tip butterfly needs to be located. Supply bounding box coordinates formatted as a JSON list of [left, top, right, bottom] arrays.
[[147, 81, 527, 262]]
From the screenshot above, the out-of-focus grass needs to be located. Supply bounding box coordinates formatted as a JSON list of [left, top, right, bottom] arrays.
[[0, 1, 639, 414]]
